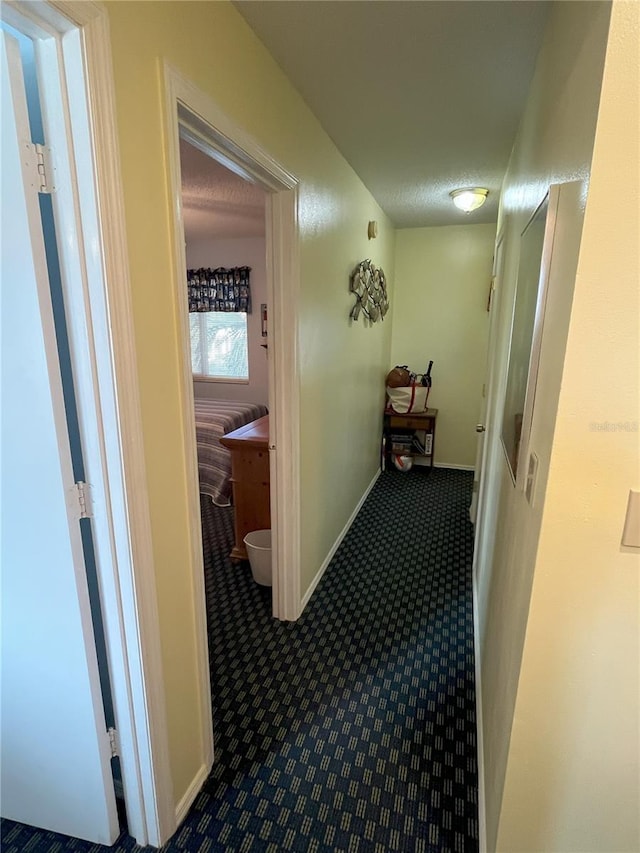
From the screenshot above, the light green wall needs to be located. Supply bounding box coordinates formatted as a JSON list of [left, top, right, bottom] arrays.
[[475, 1, 615, 849], [497, 2, 639, 849], [105, 0, 394, 806], [390, 224, 495, 467]]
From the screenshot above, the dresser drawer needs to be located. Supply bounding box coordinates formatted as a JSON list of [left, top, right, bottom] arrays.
[[388, 414, 435, 431]]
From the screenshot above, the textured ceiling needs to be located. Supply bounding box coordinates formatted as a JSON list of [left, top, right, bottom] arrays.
[[234, 0, 550, 228], [180, 138, 265, 242]]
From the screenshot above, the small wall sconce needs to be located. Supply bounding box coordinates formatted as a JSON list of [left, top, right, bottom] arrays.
[[368, 220, 378, 239], [449, 188, 489, 214]]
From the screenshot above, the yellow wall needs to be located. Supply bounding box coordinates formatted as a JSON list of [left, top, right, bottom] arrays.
[[104, 0, 395, 807], [391, 225, 494, 467], [497, 2, 639, 849], [476, 1, 614, 848]]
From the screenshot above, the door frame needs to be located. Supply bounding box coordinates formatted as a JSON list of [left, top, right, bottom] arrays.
[[2, 0, 174, 845], [473, 232, 506, 592], [1, 26, 121, 843], [471, 229, 505, 853], [162, 63, 302, 634]]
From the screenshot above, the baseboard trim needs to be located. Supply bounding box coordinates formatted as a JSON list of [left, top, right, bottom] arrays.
[[472, 575, 487, 853], [413, 456, 476, 471], [413, 458, 475, 471], [435, 462, 475, 471], [175, 761, 211, 828], [300, 468, 381, 614]]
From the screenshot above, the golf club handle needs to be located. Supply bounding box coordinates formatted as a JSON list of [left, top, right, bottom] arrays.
[[421, 360, 433, 387]]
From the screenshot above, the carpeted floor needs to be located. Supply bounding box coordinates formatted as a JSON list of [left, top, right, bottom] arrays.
[[1, 467, 478, 853]]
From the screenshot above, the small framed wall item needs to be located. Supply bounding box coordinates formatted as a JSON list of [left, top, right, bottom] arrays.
[[261, 303, 268, 337]]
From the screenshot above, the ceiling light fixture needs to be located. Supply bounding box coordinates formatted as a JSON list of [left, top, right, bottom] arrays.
[[450, 187, 489, 214]]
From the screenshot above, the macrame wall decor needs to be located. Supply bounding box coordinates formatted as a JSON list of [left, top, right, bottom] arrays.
[[187, 266, 252, 313], [349, 259, 389, 324]]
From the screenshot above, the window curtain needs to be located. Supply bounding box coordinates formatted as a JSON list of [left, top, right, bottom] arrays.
[[187, 266, 252, 313]]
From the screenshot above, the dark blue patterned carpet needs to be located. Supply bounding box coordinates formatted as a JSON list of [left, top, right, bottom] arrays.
[[2, 468, 478, 853]]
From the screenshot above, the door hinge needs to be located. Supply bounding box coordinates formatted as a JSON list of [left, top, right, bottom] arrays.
[[74, 481, 93, 519], [24, 142, 55, 194], [107, 727, 119, 758]]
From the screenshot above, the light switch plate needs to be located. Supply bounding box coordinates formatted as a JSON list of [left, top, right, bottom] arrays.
[[621, 490, 640, 548]]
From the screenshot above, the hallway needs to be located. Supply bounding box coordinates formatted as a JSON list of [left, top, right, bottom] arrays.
[[2, 468, 478, 852]]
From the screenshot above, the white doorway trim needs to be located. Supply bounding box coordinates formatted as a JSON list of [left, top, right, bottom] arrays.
[[2, 1, 175, 846], [162, 65, 302, 643], [471, 231, 504, 853]]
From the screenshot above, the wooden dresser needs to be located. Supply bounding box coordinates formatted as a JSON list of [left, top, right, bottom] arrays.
[[220, 415, 270, 561]]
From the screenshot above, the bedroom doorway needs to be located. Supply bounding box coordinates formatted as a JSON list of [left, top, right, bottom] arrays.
[[179, 134, 271, 574], [163, 66, 301, 653]]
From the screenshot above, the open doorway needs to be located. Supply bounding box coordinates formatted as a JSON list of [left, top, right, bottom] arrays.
[[162, 70, 302, 807], [163, 65, 301, 635], [179, 135, 273, 593]]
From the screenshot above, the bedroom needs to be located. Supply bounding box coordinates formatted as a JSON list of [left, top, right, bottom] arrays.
[[179, 136, 273, 592]]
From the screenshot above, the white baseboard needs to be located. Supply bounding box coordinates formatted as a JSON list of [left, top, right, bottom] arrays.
[[413, 458, 475, 471], [472, 575, 487, 853], [435, 462, 475, 471], [175, 761, 211, 828], [300, 469, 381, 613]]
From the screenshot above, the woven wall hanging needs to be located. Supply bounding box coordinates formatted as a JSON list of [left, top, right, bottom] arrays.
[[349, 259, 389, 324]]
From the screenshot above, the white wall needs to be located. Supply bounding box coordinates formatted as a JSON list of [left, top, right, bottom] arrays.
[[475, 1, 618, 849], [497, 2, 639, 849], [390, 224, 494, 467], [187, 236, 268, 406]]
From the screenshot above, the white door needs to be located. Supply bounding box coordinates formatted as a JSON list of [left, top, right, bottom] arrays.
[[472, 237, 506, 598], [0, 31, 119, 845], [469, 241, 503, 524]]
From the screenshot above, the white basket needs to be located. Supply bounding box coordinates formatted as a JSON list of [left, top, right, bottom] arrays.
[[243, 529, 272, 586]]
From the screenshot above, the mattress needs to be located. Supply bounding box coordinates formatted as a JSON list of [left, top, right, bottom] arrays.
[[193, 398, 268, 505]]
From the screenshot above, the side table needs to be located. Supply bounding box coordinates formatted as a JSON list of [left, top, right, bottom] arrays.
[[382, 408, 438, 471]]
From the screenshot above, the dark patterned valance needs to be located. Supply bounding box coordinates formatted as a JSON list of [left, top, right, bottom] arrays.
[[187, 267, 252, 313]]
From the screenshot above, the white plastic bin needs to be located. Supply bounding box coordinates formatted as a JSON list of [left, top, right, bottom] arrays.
[[243, 529, 272, 586]]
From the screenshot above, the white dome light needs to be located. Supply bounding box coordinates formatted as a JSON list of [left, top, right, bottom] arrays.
[[450, 188, 489, 213]]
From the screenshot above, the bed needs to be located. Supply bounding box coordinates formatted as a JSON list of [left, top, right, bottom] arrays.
[[193, 398, 268, 505]]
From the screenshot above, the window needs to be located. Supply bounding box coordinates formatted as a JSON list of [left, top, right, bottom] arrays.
[[190, 312, 249, 380]]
